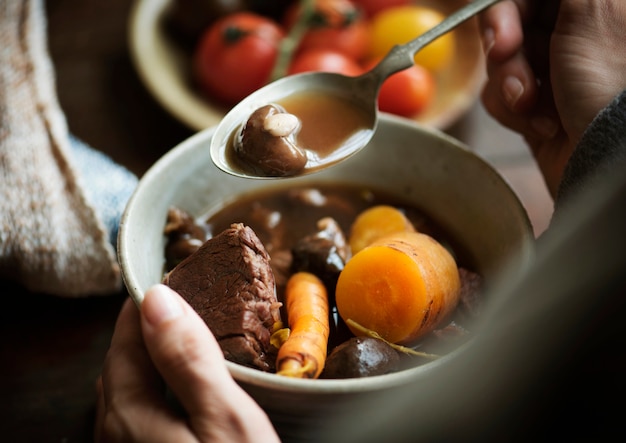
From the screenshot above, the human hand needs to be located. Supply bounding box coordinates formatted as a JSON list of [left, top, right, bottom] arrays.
[[479, 0, 626, 197], [95, 284, 280, 443]]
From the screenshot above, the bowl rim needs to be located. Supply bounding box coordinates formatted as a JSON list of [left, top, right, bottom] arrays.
[[118, 113, 534, 393]]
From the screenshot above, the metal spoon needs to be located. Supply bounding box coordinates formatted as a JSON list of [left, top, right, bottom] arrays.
[[210, 0, 501, 179]]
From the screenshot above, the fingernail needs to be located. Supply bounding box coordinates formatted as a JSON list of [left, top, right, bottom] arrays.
[[482, 27, 495, 56], [502, 76, 524, 109], [142, 284, 184, 325], [530, 116, 560, 139]]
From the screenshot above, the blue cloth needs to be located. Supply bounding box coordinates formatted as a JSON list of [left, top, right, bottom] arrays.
[[68, 136, 138, 249]]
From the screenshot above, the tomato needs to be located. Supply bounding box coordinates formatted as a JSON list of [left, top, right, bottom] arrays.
[[283, 0, 370, 61], [367, 60, 436, 116], [193, 12, 284, 105], [368, 5, 455, 72], [351, 0, 410, 18], [288, 49, 363, 76]]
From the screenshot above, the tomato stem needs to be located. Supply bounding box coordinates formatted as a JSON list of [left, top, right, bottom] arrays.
[[270, 0, 316, 81], [222, 25, 250, 44]]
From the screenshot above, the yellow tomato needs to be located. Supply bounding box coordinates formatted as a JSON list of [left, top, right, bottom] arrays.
[[368, 5, 455, 72]]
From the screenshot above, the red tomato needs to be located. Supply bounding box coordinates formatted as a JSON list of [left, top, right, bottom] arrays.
[[288, 49, 363, 76], [193, 12, 284, 106], [351, 0, 411, 18], [283, 0, 370, 61], [372, 62, 436, 116]]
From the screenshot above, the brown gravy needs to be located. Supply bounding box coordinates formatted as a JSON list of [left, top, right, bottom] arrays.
[[278, 91, 373, 160], [203, 182, 452, 260]]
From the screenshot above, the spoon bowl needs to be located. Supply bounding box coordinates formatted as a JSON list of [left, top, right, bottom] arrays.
[[210, 0, 501, 179], [209, 71, 379, 179]]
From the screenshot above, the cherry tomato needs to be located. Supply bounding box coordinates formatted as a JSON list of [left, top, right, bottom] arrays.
[[283, 0, 370, 61], [288, 49, 363, 76], [351, 0, 410, 18], [366, 60, 436, 116], [369, 5, 455, 72], [193, 12, 284, 105]]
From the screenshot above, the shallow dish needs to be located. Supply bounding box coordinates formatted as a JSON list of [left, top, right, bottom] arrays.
[[128, 0, 486, 132], [118, 114, 533, 441]]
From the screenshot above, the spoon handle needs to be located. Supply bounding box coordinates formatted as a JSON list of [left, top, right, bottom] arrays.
[[365, 0, 502, 88]]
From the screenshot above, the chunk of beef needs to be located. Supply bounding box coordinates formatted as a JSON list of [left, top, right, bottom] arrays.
[[163, 223, 281, 372]]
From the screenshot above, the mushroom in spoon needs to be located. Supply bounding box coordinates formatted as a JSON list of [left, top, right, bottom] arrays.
[[210, 0, 502, 179], [233, 104, 307, 177]]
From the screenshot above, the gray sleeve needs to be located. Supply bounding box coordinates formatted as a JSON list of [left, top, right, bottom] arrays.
[[555, 90, 626, 210]]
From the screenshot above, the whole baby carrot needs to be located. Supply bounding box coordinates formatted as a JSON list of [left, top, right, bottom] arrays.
[[276, 272, 330, 379]]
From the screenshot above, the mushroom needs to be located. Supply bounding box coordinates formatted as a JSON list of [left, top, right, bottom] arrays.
[[234, 104, 307, 177]]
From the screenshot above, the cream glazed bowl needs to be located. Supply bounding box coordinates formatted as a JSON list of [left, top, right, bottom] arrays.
[[118, 113, 534, 442]]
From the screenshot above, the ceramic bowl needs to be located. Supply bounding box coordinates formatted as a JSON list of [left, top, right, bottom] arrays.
[[118, 114, 533, 441], [128, 0, 486, 131]]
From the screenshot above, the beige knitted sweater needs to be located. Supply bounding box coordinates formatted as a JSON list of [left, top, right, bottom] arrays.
[[0, 0, 121, 296]]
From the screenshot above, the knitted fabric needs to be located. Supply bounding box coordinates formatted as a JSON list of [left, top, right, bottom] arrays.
[[556, 90, 626, 208], [0, 0, 137, 296]]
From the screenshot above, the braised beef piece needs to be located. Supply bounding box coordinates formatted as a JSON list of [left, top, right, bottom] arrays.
[[163, 223, 281, 372], [163, 207, 208, 270], [291, 217, 350, 293]]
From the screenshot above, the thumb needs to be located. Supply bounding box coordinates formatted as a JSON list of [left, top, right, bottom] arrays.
[[140, 284, 279, 442]]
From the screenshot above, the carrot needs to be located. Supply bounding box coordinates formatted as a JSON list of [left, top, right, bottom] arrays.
[[348, 205, 416, 254], [276, 271, 330, 378], [336, 232, 460, 345]]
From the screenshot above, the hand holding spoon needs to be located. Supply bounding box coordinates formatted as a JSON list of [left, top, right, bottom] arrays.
[[210, 0, 501, 179]]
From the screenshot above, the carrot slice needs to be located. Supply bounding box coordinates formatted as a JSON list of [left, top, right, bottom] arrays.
[[336, 232, 460, 344], [348, 205, 415, 254], [276, 272, 330, 379]]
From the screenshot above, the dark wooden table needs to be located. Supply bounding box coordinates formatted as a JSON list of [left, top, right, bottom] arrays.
[[0, 1, 552, 442]]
